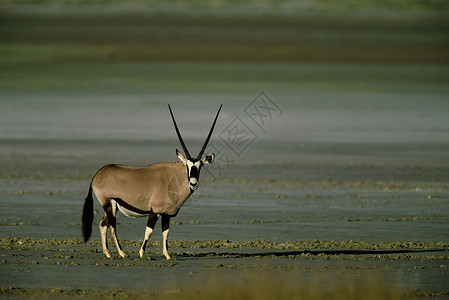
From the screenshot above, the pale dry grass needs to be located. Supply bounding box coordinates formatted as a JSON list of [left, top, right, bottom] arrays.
[[160, 272, 408, 300], [2, 271, 445, 299]]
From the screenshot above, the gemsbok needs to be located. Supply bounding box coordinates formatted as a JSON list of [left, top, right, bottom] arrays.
[[82, 104, 222, 259]]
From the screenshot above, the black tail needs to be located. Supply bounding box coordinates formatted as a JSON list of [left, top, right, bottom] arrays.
[[82, 184, 94, 243]]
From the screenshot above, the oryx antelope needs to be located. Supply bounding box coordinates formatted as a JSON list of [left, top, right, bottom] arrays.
[[82, 104, 222, 259]]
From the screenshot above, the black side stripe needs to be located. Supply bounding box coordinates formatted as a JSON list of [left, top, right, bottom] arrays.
[[114, 198, 150, 215]]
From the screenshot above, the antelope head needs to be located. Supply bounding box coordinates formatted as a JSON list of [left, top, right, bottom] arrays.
[[168, 104, 222, 191]]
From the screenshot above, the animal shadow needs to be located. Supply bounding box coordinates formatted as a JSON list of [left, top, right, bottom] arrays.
[[179, 248, 446, 259]]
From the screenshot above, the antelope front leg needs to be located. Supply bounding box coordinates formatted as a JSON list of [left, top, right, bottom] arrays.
[[161, 214, 171, 260], [139, 212, 158, 258]]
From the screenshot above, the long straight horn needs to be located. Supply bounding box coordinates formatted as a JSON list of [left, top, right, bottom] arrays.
[[196, 104, 223, 160], [168, 104, 192, 160]]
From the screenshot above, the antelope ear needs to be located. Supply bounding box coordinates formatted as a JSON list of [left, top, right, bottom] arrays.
[[176, 149, 187, 164], [202, 153, 215, 165]]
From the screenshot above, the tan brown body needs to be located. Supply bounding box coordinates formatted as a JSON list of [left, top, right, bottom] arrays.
[[93, 162, 191, 217]]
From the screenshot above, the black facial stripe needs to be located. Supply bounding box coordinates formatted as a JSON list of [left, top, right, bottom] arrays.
[[190, 166, 199, 179]]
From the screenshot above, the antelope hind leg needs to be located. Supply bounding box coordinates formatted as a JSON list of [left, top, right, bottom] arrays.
[[99, 213, 112, 258], [106, 201, 127, 258]]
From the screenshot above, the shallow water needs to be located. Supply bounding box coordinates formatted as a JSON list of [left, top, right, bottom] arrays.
[[1, 88, 448, 295], [1, 21, 449, 295]]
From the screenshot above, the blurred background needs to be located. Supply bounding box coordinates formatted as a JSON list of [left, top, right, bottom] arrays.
[[1, 0, 448, 145]]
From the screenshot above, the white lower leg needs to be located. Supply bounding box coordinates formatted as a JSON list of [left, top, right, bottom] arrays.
[[109, 227, 127, 258], [162, 229, 171, 260], [99, 223, 111, 258], [139, 226, 154, 258]]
